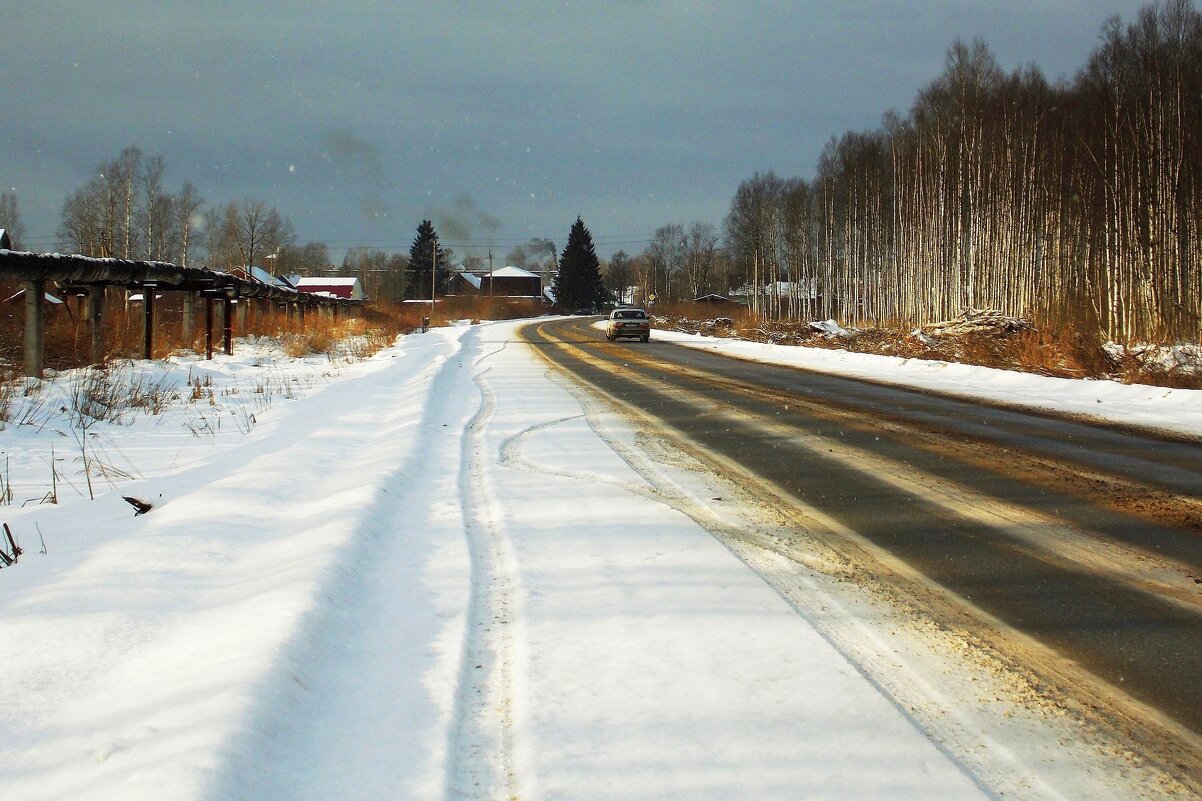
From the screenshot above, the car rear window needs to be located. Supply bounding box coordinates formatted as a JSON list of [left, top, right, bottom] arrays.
[[615, 310, 646, 319]]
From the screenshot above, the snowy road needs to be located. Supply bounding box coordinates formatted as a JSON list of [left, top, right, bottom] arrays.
[[526, 316, 1202, 793], [217, 323, 993, 800], [1, 319, 1197, 799]]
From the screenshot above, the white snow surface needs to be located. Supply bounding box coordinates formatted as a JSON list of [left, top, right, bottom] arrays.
[[0, 322, 992, 800], [636, 325, 1202, 438], [0, 319, 1183, 800]]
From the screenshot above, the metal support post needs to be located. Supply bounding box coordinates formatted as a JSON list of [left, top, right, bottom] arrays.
[[205, 295, 214, 360], [223, 298, 233, 355], [182, 291, 196, 344], [142, 284, 156, 360], [86, 285, 104, 365]]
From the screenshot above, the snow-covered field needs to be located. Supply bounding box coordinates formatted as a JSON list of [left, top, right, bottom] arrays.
[[0, 319, 1194, 800]]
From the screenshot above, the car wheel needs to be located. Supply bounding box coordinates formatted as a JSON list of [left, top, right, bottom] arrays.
[[641, 335, 650, 342]]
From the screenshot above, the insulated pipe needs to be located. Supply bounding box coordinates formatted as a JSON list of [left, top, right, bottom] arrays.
[[0, 251, 194, 285], [1, 253, 369, 332]]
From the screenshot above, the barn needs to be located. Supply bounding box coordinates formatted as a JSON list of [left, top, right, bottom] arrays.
[[448, 272, 482, 295], [293, 276, 367, 300]]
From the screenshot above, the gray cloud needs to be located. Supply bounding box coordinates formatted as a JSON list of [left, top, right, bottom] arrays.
[[319, 129, 383, 178], [318, 129, 392, 225], [504, 237, 557, 269], [1, 1, 1154, 257], [428, 194, 504, 245]]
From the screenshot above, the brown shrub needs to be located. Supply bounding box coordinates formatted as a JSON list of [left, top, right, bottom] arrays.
[[982, 327, 1115, 378], [431, 296, 544, 325], [652, 309, 1201, 390]]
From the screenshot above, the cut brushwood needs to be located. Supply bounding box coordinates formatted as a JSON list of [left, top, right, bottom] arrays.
[[923, 308, 1033, 337], [123, 496, 154, 516], [1, 523, 21, 567]]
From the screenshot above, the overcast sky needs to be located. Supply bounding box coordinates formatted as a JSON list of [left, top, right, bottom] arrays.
[[3, 0, 1152, 262]]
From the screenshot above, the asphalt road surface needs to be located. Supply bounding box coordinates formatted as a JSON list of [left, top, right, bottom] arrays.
[[521, 316, 1202, 767]]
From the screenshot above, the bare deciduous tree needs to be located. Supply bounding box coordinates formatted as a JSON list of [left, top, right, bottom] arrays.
[[603, 250, 635, 303], [722, 1, 1202, 342], [175, 182, 203, 268], [682, 222, 719, 300], [223, 199, 293, 274], [57, 145, 209, 266], [644, 223, 686, 303], [0, 192, 26, 250]]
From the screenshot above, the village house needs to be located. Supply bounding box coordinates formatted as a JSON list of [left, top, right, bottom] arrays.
[[480, 265, 541, 297], [292, 276, 367, 300], [447, 271, 483, 295]]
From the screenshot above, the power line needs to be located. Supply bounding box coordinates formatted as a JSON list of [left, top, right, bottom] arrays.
[[310, 234, 656, 246]]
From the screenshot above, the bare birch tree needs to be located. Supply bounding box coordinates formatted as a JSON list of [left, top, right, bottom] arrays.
[[721, 0, 1202, 342], [0, 192, 26, 250]]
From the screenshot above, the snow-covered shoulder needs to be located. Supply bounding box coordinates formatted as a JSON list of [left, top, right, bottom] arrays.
[[0, 327, 474, 801], [636, 324, 1202, 439]]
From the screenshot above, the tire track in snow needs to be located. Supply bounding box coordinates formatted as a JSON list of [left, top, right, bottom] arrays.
[[445, 333, 527, 801]]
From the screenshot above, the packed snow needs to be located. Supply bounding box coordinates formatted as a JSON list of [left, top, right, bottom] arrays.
[[0, 319, 1192, 800]]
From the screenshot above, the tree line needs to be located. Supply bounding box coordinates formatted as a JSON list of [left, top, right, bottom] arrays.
[[720, 0, 1202, 342], [35, 143, 607, 309], [24, 1, 1198, 339], [598, 223, 734, 307], [44, 145, 418, 304], [0, 192, 26, 250]]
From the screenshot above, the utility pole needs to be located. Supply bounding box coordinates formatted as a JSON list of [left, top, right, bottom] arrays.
[[488, 249, 494, 296], [430, 240, 437, 307]]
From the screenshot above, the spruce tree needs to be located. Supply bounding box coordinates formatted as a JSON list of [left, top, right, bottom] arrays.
[[552, 217, 609, 312], [405, 219, 449, 300]]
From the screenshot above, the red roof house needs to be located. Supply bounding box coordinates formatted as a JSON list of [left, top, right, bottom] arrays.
[[293, 276, 366, 300]]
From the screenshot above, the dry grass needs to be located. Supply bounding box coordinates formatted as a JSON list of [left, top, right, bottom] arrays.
[[651, 303, 1201, 390], [427, 295, 544, 325], [0, 370, 14, 426], [0, 289, 547, 376]]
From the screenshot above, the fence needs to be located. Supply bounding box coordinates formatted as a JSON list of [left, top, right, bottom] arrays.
[[0, 249, 365, 378]]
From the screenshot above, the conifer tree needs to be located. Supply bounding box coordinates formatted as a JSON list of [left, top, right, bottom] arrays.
[[552, 216, 609, 311], [405, 219, 449, 299]]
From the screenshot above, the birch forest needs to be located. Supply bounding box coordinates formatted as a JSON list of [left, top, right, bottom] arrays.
[[724, 0, 1202, 343]]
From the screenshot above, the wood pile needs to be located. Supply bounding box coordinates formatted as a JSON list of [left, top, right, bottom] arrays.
[[923, 308, 1033, 337], [667, 316, 735, 337]]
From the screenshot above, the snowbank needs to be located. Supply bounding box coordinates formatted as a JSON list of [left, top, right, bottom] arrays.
[[643, 326, 1202, 439], [0, 331, 469, 800]]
